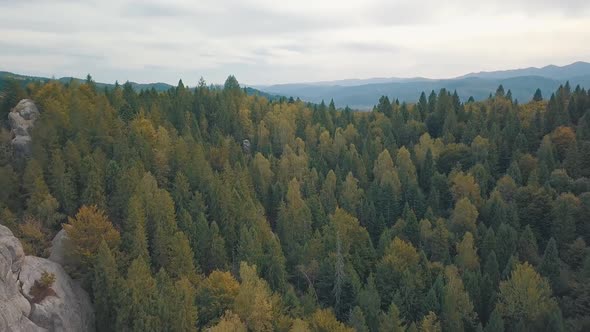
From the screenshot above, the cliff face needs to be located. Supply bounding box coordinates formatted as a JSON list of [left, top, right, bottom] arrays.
[[0, 225, 95, 332]]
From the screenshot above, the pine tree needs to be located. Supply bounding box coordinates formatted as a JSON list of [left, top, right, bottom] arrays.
[[424, 286, 440, 315], [480, 228, 497, 262], [484, 308, 504, 332], [93, 241, 120, 331], [495, 223, 517, 269], [348, 306, 369, 332], [123, 195, 149, 261], [484, 251, 500, 286], [277, 178, 313, 267], [49, 149, 77, 215], [167, 231, 197, 278], [442, 266, 476, 331], [402, 205, 420, 246], [495, 85, 505, 98], [117, 258, 161, 331], [540, 238, 560, 289], [209, 221, 229, 271], [533, 88, 543, 102], [517, 225, 539, 265], [551, 193, 579, 247], [419, 148, 435, 192], [81, 156, 106, 209], [23, 159, 63, 227], [358, 274, 380, 332], [378, 303, 405, 332], [545, 305, 565, 332]]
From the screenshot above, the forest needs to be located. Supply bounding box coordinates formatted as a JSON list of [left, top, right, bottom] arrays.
[[1, 75, 590, 332]]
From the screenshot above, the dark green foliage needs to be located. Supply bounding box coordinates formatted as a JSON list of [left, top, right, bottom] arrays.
[[484, 308, 504, 332], [533, 88, 543, 102], [496, 223, 518, 269], [349, 306, 369, 332], [93, 241, 120, 332], [540, 238, 561, 289], [2, 76, 590, 331]]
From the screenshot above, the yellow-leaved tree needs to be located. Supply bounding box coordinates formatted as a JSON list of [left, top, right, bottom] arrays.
[[63, 205, 120, 274], [497, 262, 556, 326]]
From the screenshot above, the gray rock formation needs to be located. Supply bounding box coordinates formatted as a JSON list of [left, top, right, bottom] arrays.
[[242, 139, 251, 154], [0, 225, 39, 331], [0, 225, 94, 331], [48, 230, 68, 266], [8, 99, 40, 158]]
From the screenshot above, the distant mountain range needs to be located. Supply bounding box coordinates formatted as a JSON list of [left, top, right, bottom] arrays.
[[3, 62, 590, 110], [254, 61, 590, 109]]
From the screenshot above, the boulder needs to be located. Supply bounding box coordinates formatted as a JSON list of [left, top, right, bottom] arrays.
[[8, 99, 40, 158], [20, 256, 94, 331], [0, 225, 95, 331], [48, 230, 68, 266]]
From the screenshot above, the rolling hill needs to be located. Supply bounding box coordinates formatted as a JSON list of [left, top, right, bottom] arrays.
[[255, 62, 590, 109], [0, 71, 282, 100]]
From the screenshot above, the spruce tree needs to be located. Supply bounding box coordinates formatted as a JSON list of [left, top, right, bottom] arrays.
[[533, 88, 543, 102], [484, 308, 504, 332], [540, 238, 560, 289], [93, 241, 120, 331], [348, 306, 369, 332]]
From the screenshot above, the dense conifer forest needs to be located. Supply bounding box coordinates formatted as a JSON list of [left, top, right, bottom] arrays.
[[1, 75, 590, 331]]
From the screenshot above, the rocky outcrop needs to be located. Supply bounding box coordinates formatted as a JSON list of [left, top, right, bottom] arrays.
[[0, 225, 39, 331], [48, 230, 68, 266], [8, 99, 40, 158], [0, 225, 94, 331]]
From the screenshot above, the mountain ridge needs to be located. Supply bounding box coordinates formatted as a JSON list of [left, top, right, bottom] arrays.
[[3, 61, 590, 109], [256, 61, 590, 108]]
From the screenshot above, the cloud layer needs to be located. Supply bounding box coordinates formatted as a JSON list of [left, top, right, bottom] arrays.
[[1, 0, 589, 85]]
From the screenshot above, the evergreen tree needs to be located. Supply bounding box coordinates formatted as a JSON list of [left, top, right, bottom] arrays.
[[495, 85, 505, 98], [117, 258, 161, 331], [480, 228, 497, 262], [442, 266, 476, 331], [484, 308, 504, 332], [517, 225, 539, 265], [402, 205, 420, 246], [358, 275, 380, 332], [93, 241, 120, 331], [484, 251, 500, 286], [378, 303, 405, 332], [348, 306, 369, 332], [495, 223, 517, 269], [540, 238, 560, 289], [533, 88, 543, 102]]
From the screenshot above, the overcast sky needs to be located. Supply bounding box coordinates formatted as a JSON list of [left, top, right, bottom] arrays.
[[1, 0, 589, 85]]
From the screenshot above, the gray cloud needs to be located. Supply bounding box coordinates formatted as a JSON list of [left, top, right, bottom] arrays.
[[0, 0, 589, 85], [338, 42, 402, 54], [121, 1, 189, 17]]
